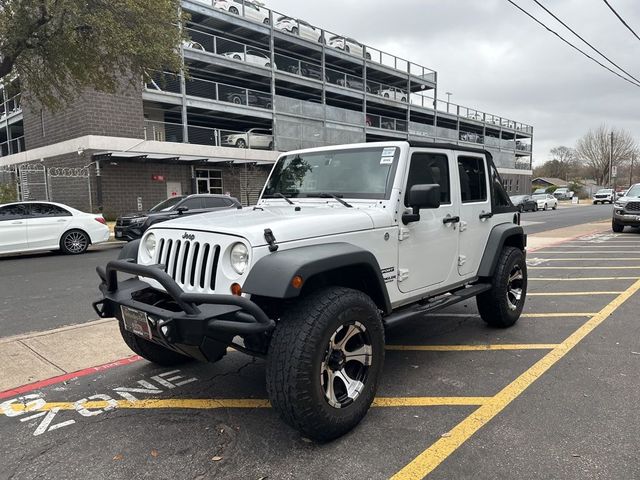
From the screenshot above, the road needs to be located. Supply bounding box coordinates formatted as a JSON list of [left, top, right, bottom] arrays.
[[0, 204, 615, 338]]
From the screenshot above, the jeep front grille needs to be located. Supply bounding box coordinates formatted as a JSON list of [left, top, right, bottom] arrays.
[[155, 238, 220, 291], [626, 202, 640, 212]]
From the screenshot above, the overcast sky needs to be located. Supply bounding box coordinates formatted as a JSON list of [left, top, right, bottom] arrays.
[[267, 0, 640, 166]]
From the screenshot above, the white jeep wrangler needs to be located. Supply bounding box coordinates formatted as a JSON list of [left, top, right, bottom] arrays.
[[94, 141, 527, 441]]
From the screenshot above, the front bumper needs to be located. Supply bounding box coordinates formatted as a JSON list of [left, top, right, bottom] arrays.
[[613, 210, 640, 226], [114, 225, 144, 241], [93, 260, 275, 361]]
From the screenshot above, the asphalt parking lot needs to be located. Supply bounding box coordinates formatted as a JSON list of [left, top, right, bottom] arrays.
[[2, 230, 640, 479]]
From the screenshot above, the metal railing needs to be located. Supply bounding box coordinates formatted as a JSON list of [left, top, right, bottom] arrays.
[[367, 81, 408, 103], [0, 136, 25, 156], [0, 93, 22, 119], [366, 114, 407, 132], [185, 27, 271, 68], [146, 72, 273, 110], [144, 120, 274, 150]]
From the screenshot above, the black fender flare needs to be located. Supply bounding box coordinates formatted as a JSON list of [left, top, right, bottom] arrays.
[[118, 239, 140, 262], [477, 224, 527, 278], [242, 243, 392, 314]]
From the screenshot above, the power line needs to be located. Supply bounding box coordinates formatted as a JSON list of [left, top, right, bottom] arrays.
[[506, 0, 640, 88], [602, 0, 640, 42], [531, 0, 640, 86]]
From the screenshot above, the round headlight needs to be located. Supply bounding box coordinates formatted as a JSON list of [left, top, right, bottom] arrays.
[[144, 233, 157, 257], [230, 242, 249, 274]]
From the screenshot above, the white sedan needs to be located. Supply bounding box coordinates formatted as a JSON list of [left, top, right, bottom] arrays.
[[531, 194, 558, 211], [328, 36, 371, 60], [222, 49, 271, 67], [212, 0, 270, 24], [0, 201, 110, 255], [275, 16, 323, 43]]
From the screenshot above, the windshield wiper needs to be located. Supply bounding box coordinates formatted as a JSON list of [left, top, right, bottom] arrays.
[[264, 192, 295, 205], [308, 193, 352, 208]]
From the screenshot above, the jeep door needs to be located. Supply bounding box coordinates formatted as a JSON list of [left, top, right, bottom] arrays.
[[398, 150, 459, 293], [455, 154, 492, 277]]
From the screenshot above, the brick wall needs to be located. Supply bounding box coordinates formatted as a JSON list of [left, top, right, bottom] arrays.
[[22, 80, 144, 150]]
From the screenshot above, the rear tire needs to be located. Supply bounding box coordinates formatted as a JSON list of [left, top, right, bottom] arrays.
[[266, 287, 384, 442], [118, 322, 193, 366], [60, 229, 90, 255], [477, 246, 527, 328], [236, 139, 247, 148], [612, 221, 624, 233]]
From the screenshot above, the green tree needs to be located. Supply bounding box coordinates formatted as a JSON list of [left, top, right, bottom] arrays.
[[0, 0, 185, 109]]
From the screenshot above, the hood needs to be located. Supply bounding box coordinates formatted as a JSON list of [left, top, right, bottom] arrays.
[[149, 204, 388, 246]]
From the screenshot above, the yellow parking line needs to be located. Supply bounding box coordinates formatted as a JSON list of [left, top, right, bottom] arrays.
[[528, 291, 623, 296], [529, 277, 639, 281], [391, 278, 640, 480], [4, 396, 490, 414], [529, 266, 640, 270], [386, 344, 558, 351]]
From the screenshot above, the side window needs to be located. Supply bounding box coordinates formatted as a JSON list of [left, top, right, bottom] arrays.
[[180, 198, 204, 210], [458, 156, 487, 203], [404, 152, 450, 207], [30, 203, 71, 217], [203, 197, 227, 209], [0, 204, 27, 220], [489, 163, 512, 209]]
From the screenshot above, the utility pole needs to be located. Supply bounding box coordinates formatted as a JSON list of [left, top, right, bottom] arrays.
[[609, 130, 614, 188]]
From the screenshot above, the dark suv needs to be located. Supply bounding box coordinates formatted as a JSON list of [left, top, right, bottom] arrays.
[[115, 194, 241, 241]]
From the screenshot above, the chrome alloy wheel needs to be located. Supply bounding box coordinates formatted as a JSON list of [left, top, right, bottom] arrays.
[[64, 231, 87, 254], [506, 265, 524, 311], [320, 321, 372, 409]]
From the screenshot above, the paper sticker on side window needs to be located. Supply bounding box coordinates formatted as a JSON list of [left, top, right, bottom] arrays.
[[382, 147, 396, 157], [380, 157, 394, 165]]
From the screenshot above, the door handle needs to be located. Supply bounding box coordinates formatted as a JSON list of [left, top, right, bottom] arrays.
[[442, 216, 460, 224], [479, 211, 493, 220]]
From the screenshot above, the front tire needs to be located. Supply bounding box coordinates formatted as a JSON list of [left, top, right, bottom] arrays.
[[612, 221, 624, 233], [266, 287, 384, 442], [60, 229, 90, 255], [477, 246, 527, 328], [236, 139, 247, 148]]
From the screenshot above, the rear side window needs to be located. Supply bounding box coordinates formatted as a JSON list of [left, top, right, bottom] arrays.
[[0, 204, 28, 220], [458, 156, 487, 203], [404, 153, 450, 206], [30, 203, 72, 217], [180, 198, 204, 210], [203, 197, 228, 209]]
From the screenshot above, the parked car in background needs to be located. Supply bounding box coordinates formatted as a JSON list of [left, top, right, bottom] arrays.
[[510, 195, 538, 212], [213, 0, 270, 24], [328, 35, 371, 59], [593, 188, 614, 204], [377, 87, 408, 102], [532, 188, 547, 195], [222, 49, 272, 67], [553, 187, 574, 200], [532, 193, 558, 211], [275, 16, 323, 42], [612, 183, 640, 232], [224, 90, 272, 109], [0, 201, 109, 255], [115, 195, 241, 241], [222, 128, 273, 149]]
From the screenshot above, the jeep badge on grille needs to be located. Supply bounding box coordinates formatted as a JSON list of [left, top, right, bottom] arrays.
[[182, 232, 195, 241]]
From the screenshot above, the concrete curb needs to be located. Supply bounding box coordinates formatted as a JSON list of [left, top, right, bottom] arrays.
[[0, 220, 614, 394]]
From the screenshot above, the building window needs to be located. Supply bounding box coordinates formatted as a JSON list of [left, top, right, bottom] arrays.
[[196, 169, 223, 194]]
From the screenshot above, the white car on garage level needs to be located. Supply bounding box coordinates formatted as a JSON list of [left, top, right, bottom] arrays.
[[222, 49, 271, 67], [222, 128, 273, 149], [377, 87, 408, 102], [0, 201, 110, 255], [531, 193, 558, 211], [275, 16, 323, 43], [328, 35, 371, 59], [212, 0, 270, 24]]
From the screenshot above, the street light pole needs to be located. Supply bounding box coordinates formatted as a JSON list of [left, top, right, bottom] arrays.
[[609, 130, 614, 188], [631, 153, 635, 187]]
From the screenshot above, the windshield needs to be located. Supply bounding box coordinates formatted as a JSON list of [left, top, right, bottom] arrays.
[[625, 185, 640, 197], [596, 189, 613, 194], [150, 196, 186, 212], [263, 146, 398, 200]]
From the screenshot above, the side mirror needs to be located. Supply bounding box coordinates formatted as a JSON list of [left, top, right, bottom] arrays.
[[176, 206, 188, 215], [402, 184, 441, 225]]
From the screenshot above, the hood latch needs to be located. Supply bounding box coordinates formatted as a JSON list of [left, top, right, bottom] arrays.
[[264, 228, 279, 252]]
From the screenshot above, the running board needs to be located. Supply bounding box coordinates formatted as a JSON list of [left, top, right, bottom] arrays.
[[384, 283, 492, 329]]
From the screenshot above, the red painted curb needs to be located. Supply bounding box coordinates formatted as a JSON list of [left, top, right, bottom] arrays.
[[0, 355, 142, 400], [527, 226, 611, 253]]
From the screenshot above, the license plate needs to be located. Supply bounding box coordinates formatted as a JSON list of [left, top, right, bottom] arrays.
[[115, 231, 122, 238], [121, 306, 152, 340]]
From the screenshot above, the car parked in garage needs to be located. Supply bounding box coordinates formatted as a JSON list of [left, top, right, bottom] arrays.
[[213, 0, 270, 24], [222, 49, 272, 68], [328, 35, 371, 59], [275, 16, 323, 42], [115, 195, 241, 242], [0, 201, 109, 255], [532, 193, 558, 211], [222, 128, 273, 149], [510, 195, 538, 212]]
